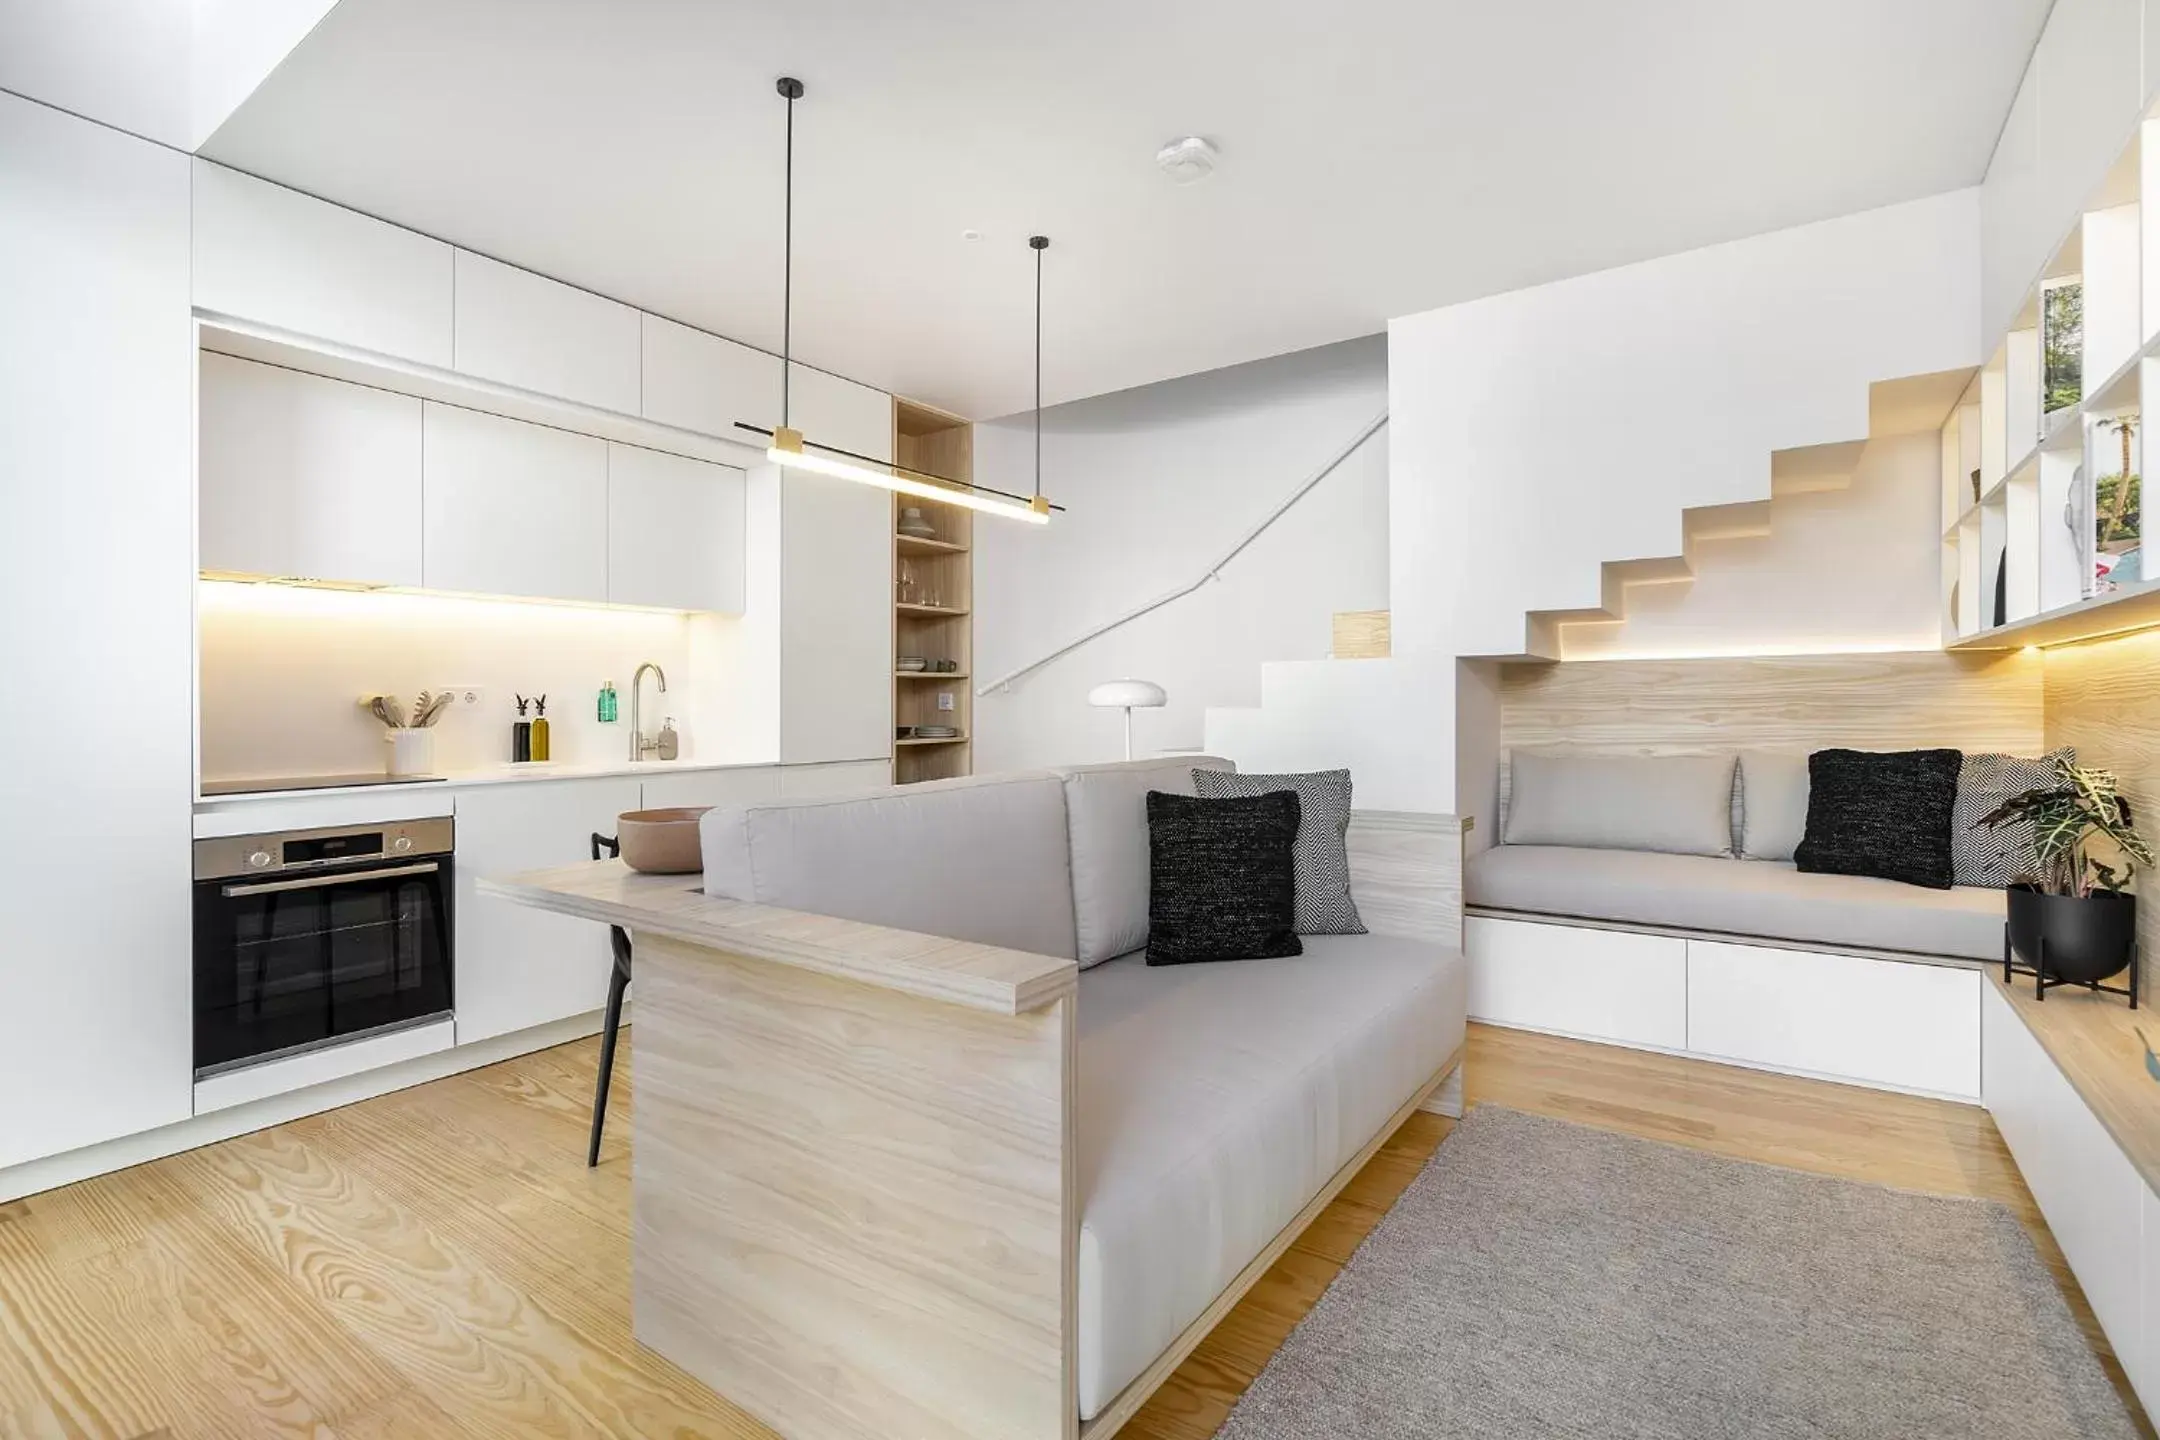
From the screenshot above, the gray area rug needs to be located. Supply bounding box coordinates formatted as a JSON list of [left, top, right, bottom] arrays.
[[1218, 1106, 2137, 1439]]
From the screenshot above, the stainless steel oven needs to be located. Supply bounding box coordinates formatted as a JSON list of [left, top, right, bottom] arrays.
[[192, 819, 455, 1077]]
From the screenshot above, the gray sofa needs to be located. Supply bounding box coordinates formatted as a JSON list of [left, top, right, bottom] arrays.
[[698, 755, 1467, 1423]]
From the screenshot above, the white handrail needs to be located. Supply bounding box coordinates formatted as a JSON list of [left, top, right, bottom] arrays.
[[975, 410, 1389, 696]]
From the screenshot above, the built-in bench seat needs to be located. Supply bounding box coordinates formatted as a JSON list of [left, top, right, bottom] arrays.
[[1466, 844, 2006, 962]]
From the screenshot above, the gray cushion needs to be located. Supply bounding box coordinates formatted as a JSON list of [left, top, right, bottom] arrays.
[[1465, 844, 2005, 961], [1192, 768, 1365, 934], [1739, 750, 1810, 862], [701, 769, 1079, 958], [1504, 750, 1737, 857], [1057, 755, 1235, 967], [1953, 748, 2074, 888]]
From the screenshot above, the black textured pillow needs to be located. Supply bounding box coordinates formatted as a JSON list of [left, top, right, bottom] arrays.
[[1145, 790, 1304, 965], [1953, 747, 2074, 888], [1192, 768, 1366, 934], [1794, 748, 1964, 890]]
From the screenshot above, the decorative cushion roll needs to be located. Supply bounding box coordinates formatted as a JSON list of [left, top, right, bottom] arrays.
[[1191, 767, 1365, 934], [1144, 791, 1304, 965], [1504, 750, 1738, 857], [1794, 748, 1964, 890], [1952, 747, 2074, 888]]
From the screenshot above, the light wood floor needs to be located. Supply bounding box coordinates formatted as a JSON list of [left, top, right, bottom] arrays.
[[1, 1024, 2149, 1439]]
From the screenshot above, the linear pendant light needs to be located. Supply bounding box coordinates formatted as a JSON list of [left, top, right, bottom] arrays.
[[734, 76, 1059, 525]]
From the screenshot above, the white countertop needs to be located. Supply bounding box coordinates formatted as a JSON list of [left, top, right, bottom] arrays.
[[194, 756, 779, 807]]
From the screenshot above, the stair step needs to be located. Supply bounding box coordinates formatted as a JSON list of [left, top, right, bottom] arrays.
[[1607, 555, 1694, 587], [1770, 439, 1867, 496], [1330, 610, 1391, 659], [1685, 499, 1773, 542]]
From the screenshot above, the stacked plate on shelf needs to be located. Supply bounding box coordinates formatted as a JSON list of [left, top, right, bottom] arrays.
[[914, 725, 959, 740], [897, 655, 929, 672]]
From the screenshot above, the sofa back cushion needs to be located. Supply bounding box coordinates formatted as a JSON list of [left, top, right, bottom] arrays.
[[1738, 750, 1811, 861], [701, 770, 1079, 958], [1504, 749, 1737, 857], [1058, 755, 1236, 966]]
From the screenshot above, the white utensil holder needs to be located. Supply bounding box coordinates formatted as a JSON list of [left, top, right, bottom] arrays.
[[385, 727, 436, 777]]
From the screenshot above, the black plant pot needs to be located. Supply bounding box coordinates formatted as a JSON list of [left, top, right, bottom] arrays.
[[2006, 883, 2137, 985]]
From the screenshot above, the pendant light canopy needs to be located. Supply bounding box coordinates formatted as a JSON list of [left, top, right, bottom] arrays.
[[734, 76, 1060, 525]]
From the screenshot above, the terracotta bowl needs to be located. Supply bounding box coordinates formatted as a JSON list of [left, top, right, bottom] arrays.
[[615, 807, 711, 874]]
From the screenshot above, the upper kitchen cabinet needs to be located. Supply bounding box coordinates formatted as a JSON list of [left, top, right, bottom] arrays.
[[607, 444, 747, 613], [642, 313, 783, 438], [199, 353, 424, 587], [192, 160, 454, 368], [790, 363, 894, 463], [423, 403, 608, 602], [453, 251, 641, 415]]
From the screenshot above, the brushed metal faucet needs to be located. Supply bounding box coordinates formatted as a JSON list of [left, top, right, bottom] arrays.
[[630, 661, 668, 762]]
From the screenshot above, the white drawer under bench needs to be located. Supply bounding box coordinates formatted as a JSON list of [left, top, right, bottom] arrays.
[[1466, 913, 1984, 1101]]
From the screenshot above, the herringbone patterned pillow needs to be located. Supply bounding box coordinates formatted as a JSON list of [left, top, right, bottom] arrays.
[[1193, 768, 1367, 934], [1953, 748, 2074, 888]]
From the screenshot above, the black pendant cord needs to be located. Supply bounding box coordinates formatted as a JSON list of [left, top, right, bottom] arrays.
[[1031, 235, 1049, 504], [778, 76, 803, 430]]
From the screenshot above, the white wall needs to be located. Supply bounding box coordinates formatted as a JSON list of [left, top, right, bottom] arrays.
[[1389, 187, 1980, 666], [973, 336, 1388, 771], [1561, 431, 1945, 660], [197, 582, 762, 781]]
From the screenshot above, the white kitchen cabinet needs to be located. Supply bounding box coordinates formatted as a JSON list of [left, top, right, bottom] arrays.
[[780, 759, 893, 796], [639, 766, 782, 811], [198, 352, 424, 586], [607, 443, 746, 612], [192, 159, 454, 367], [789, 363, 893, 463], [0, 96, 194, 1170], [1686, 941, 1981, 1099], [453, 251, 641, 415], [780, 467, 894, 763], [454, 777, 642, 1043], [1465, 917, 1688, 1049], [2140, 1182, 2160, 1416], [422, 403, 609, 602], [642, 313, 782, 439], [1982, 983, 2148, 1384]]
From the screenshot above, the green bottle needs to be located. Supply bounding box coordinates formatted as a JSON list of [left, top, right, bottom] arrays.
[[598, 680, 618, 724]]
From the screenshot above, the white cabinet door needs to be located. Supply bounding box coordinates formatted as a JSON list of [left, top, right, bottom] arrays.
[[1686, 941, 1981, 1099], [1982, 984, 2148, 1378], [1465, 917, 1688, 1049], [789, 363, 893, 462], [453, 251, 641, 414], [607, 443, 746, 613], [642, 313, 782, 439], [780, 468, 893, 763], [2139, 1182, 2160, 1419], [779, 759, 892, 797], [198, 352, 424, 586], [422, 403, 609, 602], [192, 160, 453, 367], [0, 96, 194, 1169], [454, 777, 642, 1043], [639, 766, 781, 811]]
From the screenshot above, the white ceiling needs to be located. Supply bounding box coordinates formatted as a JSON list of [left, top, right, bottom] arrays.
[[201, 0, 2050, 419]]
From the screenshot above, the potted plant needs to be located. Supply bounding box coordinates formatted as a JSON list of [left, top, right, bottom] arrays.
[[1980, 757, 2151, 988]]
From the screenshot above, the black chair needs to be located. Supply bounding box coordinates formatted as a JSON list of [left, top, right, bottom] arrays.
[[588, 832, 633, 1167]]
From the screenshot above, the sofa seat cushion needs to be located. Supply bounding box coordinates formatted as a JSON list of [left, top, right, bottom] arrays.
[[1464, 844, 2005, 961], [1074, 934, 1467, 1420]]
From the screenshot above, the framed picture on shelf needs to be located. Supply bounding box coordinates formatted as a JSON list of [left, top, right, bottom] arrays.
[[2084, 412, 2141, 595], [2042, 278, 2083, 415]]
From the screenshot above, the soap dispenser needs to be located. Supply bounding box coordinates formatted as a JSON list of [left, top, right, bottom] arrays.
[[598, 680, 618, 724], [530, 694, 551, 762], [657, 716, 679, 761], [511, 694, 532, 763]]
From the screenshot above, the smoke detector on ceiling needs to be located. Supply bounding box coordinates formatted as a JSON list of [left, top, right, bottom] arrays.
[[1155, 136, 1218, 185]]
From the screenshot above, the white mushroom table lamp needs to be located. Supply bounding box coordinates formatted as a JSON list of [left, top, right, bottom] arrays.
[[1088, 680, 1168, 761]]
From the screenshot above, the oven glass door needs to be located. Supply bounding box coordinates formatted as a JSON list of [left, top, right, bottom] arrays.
[[193, 857, 454, 1074]]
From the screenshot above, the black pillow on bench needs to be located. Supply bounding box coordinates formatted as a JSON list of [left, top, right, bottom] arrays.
[[1145, 790, 1304, 964], [1794, 748, 1964, 890]]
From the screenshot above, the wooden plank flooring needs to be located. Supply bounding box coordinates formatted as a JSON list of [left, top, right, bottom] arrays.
[[0, 1023, 2147, 1439]]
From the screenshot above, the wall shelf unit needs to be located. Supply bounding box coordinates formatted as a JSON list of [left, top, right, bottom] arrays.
[[1945, 112, 2156, 652], [892, 399, 976, 785]]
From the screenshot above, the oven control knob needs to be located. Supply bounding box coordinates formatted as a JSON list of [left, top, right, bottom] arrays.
[[393, 836, 414, 853], [247, 850, 273, 869]]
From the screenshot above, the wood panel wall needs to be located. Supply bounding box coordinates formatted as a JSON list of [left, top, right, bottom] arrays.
[[2044, 629, 2160, 996]]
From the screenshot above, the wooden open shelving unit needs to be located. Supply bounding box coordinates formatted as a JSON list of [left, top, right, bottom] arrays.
[[892, 399, 976, 784]]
